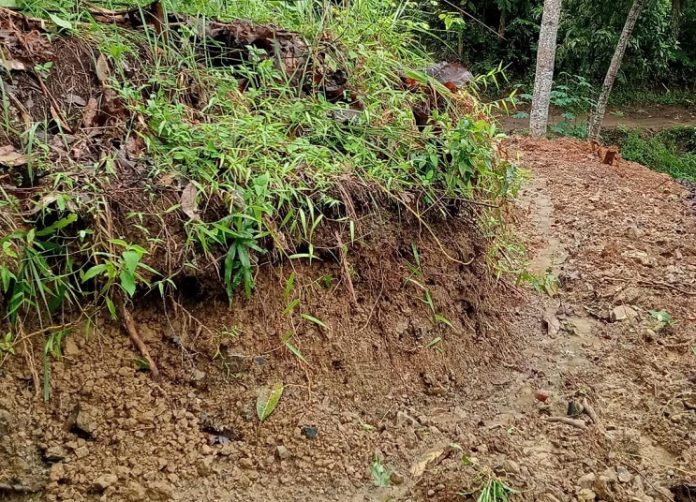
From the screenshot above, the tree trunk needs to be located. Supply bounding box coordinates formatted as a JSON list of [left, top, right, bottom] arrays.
[[671, 0, 683, 38], [529, 0, 563, 137], [587, 0, 646, 142]]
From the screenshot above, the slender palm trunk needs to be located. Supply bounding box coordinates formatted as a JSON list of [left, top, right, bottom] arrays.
[[588, 0, 646, 142], [530, 0, 563, 137]]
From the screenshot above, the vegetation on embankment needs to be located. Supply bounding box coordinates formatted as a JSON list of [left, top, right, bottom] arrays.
[[0, 1, 516, 359], [604, 126, 696, 182]]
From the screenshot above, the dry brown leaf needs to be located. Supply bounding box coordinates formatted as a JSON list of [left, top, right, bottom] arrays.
[[0, 59, 27, 72], [95, 54, 110, 86], [0, 145, 28, 167], [409, 446, 449, 477], [180, 182, 200, 221], [82, 97, 99, 128]]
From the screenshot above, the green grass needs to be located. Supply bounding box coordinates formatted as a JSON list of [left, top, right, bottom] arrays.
[[0, 0, 516, 352], [605, 127, 696, 182], [609, 87, 696, 108]]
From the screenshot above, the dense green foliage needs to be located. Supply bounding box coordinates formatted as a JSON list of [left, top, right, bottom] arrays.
[[1, 0, 515, 336], [605, 127, 696, 181], [417, 0, 695, 89]]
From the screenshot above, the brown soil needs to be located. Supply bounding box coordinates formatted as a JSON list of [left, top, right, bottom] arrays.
[[2, 137, 696, 501]]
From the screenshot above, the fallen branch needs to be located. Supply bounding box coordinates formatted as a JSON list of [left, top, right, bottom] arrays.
[[547, 416, 587, 429], [119, 302, 160, 379]]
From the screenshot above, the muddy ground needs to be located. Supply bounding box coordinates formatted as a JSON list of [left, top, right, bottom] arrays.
[[1, 136, 695, 501], [497, 104, 696, 133]]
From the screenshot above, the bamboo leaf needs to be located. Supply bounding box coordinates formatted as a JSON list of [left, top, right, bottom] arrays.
[[256, 383, 284, 422]]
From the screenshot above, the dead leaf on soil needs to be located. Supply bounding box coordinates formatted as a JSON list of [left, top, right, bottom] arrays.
[[95, 54, 110, 85], [543, 312, 561, 336], [0, 145, 28, 167], [82, 97, 99, 128], [180, 182, 201, 222], [409, 445, 451, 477], [0, 58, 26, 72]]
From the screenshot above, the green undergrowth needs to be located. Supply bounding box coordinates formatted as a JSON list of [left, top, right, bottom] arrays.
[[0, 1, 518, 353], [604, 126, 696, 182]]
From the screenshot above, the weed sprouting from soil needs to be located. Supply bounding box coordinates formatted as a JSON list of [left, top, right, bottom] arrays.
[[0, 1, 518, 366]]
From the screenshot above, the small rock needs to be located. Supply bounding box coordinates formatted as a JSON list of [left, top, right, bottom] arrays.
[[302, 425, 318, 440], [191, 369, 206, 382], [74, 446, 89, 458], [577, 488, 597, 501], [622, 249, 654, 267], [73, 406, 99, 438], [396, 410, 418, 427], [196, 457, 214, 476], [63, 337, 80, 357], [502, 459, 520, 475], [239, 458, 254, 470], [616, 465, 632, 483], [601, 467, 618, 483], [475, 444, 488, 454], [93, 473, 118, 491], [578, 473, 596, 489], [390, 472, 405, 485], [44, 445, 67, 462], [147, 481, 174, 501], [275, 445, 292, 460], [610, 305, 638, 322], [49, 463, 66, 482], [534, 389, 550, 402], [118, 367, 133, 377]]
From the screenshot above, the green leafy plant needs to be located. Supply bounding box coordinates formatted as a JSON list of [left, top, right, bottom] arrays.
[[370, 456, 392, 487], [256, 382, 284, 422]]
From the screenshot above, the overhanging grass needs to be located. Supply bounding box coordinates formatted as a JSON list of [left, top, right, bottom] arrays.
[[0, 0, 516, 338]]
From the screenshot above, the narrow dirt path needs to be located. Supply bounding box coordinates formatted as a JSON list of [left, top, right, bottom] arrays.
[[387, 137, 696, 501], [470, 137, 696, 501]]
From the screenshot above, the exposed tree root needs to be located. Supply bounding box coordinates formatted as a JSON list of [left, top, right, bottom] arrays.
[[547, 416, 588, 429], [119, 302, 160, 379]]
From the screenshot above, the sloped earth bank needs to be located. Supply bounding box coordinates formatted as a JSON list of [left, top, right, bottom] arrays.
[[2, 137, 695, 501]]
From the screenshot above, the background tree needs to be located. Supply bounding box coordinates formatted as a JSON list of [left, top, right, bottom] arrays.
[[588, 0, 647, 142], [530, 0, 563, 136]]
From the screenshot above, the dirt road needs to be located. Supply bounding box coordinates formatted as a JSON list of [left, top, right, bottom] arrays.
[[1, 138, 695, 501], [497, 104, 696, 133]]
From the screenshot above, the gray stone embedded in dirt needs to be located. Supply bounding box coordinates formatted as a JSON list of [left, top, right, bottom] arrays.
[[93, 473, 118, 491], [73, 407, 99, 438], [275, 445, 292, 460], [610, 305, 638, 322], [616, 465, 632, 483], [390, 471, 405, 485]]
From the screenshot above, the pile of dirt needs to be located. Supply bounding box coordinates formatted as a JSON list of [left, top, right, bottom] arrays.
[[0, 211, 517, 501], [0, 8, 522, 500]]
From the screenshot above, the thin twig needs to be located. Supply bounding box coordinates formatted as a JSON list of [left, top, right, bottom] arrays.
[[547, 416, 588, 429], [119, 302, 160, 379], [335, 231, 358, 309]]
